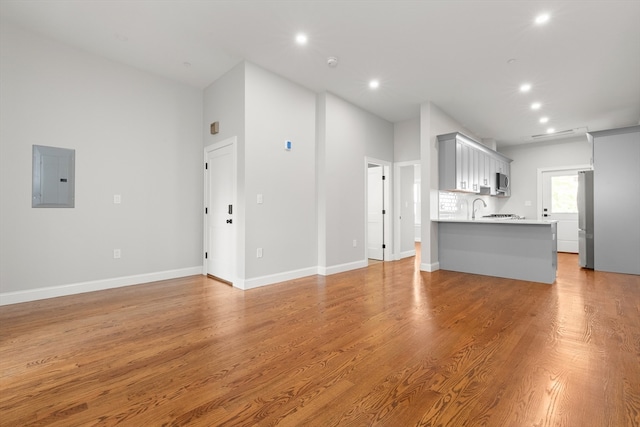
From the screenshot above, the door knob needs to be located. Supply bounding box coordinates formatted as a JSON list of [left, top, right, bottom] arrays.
[[226, 219, 233, 224]]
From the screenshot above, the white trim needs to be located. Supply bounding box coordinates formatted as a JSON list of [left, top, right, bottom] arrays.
[[0, 267, 202, 306], [239, 266, 319, 290], [536, 164, 591, 220], [393, 160, 420, 261], [421, 261, 440, 272], [204, 137, 239, 284], [398, 249, 416, 259], [318, 259, 368, 276]]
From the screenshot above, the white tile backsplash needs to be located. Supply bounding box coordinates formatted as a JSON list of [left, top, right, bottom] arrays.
[[438, 191, 495, 220]]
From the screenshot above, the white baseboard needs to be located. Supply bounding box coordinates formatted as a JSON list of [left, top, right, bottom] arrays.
[[239, 266, 319, 290], [318, 259, 368, 276], [420, 262, 440, 272], [0, 266, 202, 306], [399, 249, 416, 259]]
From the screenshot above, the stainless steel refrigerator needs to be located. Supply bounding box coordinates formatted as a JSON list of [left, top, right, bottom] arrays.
[[577, 170, 594, 268]]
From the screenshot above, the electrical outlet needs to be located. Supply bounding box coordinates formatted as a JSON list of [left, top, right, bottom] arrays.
[[257, 248, 263, 258], [353, 239, 357, 247], [113, 194, 121, 204], [113, 249, 121, 259]]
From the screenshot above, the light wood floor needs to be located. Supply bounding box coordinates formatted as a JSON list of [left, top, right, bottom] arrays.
[[1, 248, 638, 426]]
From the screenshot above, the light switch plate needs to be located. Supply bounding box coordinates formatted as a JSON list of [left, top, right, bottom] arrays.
[[114, 195, 121, 204]]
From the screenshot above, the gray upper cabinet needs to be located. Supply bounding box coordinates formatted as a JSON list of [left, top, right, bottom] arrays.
[[438, 132, 512, 196]]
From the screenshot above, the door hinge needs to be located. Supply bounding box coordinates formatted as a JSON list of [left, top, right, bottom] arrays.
[[205, 162, 208, 170], [382, 244, 386, 249], [205, 207, 208, 214], [205, 252, 208, 259], [382, 175, 386, 180], [382, 209, 386, 214]]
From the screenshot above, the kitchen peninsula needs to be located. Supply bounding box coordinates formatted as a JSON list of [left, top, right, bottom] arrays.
[[436, 219, 558, 284]]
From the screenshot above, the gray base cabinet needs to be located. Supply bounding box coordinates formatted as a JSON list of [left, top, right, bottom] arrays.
[[438, 220, 558, 284]]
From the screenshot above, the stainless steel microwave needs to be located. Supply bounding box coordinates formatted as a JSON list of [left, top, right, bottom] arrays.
[[496, 173, 509, 192]]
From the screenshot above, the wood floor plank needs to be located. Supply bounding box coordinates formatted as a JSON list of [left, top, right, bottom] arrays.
[[1, 248, 638, 426]]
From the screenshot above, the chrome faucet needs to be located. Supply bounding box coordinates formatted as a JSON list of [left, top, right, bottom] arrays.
[[472, 198, 487, 220]]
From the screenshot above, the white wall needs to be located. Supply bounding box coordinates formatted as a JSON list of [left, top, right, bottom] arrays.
[[202, 62, 318, 287], [420, 102, 481, 270], [591, 127, 640, 275], [392, 118, 421, 252], [498, 136, 592, 219], [394, 117, 420, 162], [318, 92, 393, 272], [203, 62, 246, 282], [0, 23, 203, 302], [244, 63, 317, 281], [203, 63, 245, 149]]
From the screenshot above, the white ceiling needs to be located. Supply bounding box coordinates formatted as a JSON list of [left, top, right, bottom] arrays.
[[1, 1, 639, 147]]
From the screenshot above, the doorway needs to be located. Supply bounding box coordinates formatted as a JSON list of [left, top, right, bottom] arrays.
[[539, 166, 588, 253], [394, 162, 419, 260], [366, 159, 391, 261], [204, 138, 237, 284]]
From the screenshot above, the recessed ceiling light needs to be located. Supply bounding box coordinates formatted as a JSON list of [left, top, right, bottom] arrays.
[[520, 83, 532, 93], [535, 13, 550, 25], [295, 33, 308, 45], [531, 102, 542, 110], [539, 117, 549, 123], [546, 127, 555, 134], [369, 80, 380, 89]]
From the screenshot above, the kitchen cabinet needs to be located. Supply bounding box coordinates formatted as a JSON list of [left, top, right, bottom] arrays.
[[438, 132, 512, 196], [437, 219, 558, 284]]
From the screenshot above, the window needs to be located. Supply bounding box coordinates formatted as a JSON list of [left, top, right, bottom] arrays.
[[551, 175, 578, 214]]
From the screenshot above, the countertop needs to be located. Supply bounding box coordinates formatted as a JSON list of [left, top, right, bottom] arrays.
[[434, 218, 558, 226]]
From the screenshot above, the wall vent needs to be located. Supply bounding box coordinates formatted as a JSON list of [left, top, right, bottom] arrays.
[[526, 127, 588, 142]]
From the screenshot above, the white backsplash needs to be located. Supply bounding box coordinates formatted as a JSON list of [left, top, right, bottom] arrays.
[[438, 191, 496, 220]]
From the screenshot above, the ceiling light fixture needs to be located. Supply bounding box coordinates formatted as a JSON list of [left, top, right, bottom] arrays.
[[539, 117, 549, 123], [546, 127, 556, 134], [519, 83, 532, 93], [531, 102, 541, 110], [535, 13, 550, 25], [295, 33, 308, 45], [369, 80, 380, 89]]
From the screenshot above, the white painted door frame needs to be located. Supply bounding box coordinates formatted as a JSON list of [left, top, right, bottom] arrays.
[[537, 164, 591, 253], [203, 137, 239, 285], [365, 157, 392, 262], [394, 160, 419, 260]]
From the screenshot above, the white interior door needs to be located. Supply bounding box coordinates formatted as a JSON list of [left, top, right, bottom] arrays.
[[367, 164, 384, 260], [541, 169, 580, 253], [206, 143, 235, 283]]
